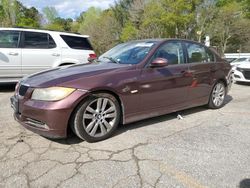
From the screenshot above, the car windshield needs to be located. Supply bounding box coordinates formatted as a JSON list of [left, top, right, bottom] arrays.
[[98, 41, 157, 65], [231, 58, 248, 63]]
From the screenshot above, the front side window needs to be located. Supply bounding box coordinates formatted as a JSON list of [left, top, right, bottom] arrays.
[[23, 32, 55, 49], [185, 43, 214, 63], [0, 30, 20, 48], [151, 41, 184, 65]]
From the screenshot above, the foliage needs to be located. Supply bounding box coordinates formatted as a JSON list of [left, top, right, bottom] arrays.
[[120, 21, 138, 42], [42, 6, 58, 24], [0, 0, 250, 54], [0, 0, 40, 27], [208, 1, 250, 54]]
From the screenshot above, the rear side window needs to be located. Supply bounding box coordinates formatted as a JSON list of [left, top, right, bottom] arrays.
[[23, 31, 56, 49], [60, 35, 93, 50], [185, 42, 214, 63], [0, 30, 20, 48]]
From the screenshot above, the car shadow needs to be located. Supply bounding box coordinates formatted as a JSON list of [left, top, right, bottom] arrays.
[[51, 94, 233, 145], [239, 179, 250, 188], [0, 83, 16, 92], [235, 81, 250, 86]]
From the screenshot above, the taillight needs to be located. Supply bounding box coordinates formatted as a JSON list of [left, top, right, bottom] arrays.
[[89, 53, 97, 59]]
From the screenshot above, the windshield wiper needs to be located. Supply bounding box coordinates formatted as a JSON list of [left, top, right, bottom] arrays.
[[102, 56, 120, 64]]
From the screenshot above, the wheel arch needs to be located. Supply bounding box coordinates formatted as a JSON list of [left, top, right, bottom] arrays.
[[216, 77, 229, 94], [67, 89, 125, 136], [217, 78, 227, 87]]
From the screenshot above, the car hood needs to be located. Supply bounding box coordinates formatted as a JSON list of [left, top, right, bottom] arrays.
[[21, 63, 130, 87], [237, 62, 250, 69]]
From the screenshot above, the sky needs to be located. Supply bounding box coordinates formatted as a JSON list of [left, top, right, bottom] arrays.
[[19, 0, 116, 19]]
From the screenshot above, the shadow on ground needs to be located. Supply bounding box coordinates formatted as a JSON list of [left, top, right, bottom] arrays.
[[235, 81, 250, 86], [52, 94, 233, 145], [0, 83, 16, 92]]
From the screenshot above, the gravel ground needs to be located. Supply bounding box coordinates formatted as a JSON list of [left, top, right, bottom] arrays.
[[0, 83, 250, 188]]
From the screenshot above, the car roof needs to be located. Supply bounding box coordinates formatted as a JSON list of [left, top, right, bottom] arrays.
[[0, 27, 89, 38], [128, 38, 211, 45]]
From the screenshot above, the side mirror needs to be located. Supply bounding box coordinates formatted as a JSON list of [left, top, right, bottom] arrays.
[[150, 58, 168, 68]]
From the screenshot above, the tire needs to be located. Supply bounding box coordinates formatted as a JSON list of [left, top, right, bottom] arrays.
[[70, 93, 121, 142], [208, 81, 226, 109]]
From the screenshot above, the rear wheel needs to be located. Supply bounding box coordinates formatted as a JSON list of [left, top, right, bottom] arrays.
[[208, 82, 226, 109], [70, 93, 120, 142]]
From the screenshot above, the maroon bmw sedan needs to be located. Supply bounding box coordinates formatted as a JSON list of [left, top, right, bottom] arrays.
[[11, 39, 232, 142]]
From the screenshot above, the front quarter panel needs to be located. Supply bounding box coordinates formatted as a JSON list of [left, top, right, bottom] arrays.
[[59, 66, 141, 124]]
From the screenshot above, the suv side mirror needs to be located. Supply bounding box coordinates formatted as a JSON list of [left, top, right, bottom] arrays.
[[150, 58, 168, 68]]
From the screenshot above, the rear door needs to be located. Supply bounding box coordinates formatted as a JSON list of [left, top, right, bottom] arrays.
[[0, 30, 22, 80], [21, 31, 61, 76], [184, 41, 216, 105]]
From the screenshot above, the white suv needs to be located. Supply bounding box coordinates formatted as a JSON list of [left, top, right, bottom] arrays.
[[0, 28, 96, 83]]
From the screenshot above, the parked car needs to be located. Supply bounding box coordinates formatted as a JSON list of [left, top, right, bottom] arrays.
[[230, 57, 250, 67], [234, 63, 250, 83], [0, 27, 96, 83], [11, 39, 233, 142]]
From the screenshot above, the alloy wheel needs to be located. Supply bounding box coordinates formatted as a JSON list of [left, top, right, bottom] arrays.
[[82, 97, 117, 137], [212, 83, 225, 107]]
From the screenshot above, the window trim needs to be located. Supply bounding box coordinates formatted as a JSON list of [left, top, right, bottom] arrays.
[[0, 30, 21, 48]]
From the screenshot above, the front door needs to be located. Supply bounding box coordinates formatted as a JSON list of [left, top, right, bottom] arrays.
[[0, 30, 22, 81], [138, 41, 193, 116]]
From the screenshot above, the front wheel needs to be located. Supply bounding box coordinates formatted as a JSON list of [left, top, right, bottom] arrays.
[[208, 82, 226, 109], [70, 93, 121, 142]]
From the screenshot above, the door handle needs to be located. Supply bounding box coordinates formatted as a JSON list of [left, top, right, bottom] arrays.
[[9, 52, 19, 56], [52, 53, 60, 57]]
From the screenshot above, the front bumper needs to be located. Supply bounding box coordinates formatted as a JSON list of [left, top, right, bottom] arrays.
[[11, 89, 89, 139]]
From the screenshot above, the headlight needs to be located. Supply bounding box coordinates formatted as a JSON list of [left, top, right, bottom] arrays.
[[31, 87, 75, 101], [236, 67, 243, 72]]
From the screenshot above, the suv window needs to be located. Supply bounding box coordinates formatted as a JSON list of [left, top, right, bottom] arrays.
[[185, 42, 214, 63], [60, 35, 93, 50], [152, 41, 184, 65], [23, 31, 56, 49], [0, 30, 20, 48]]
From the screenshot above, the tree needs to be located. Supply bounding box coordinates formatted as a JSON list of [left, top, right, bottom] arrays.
[[16, 3, 41, 28], [111, 0, 133, 28], [208, 1, 250, 54], [0, 0, 17, 26], [77, 8, 120, 54], [0, 0, 40, 27], [195, 0, 217, 42], [78, 7, 102, 34], [140, 1, 167, 38], [42, 6, 58, 24], [120, 21, 138, 41]]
